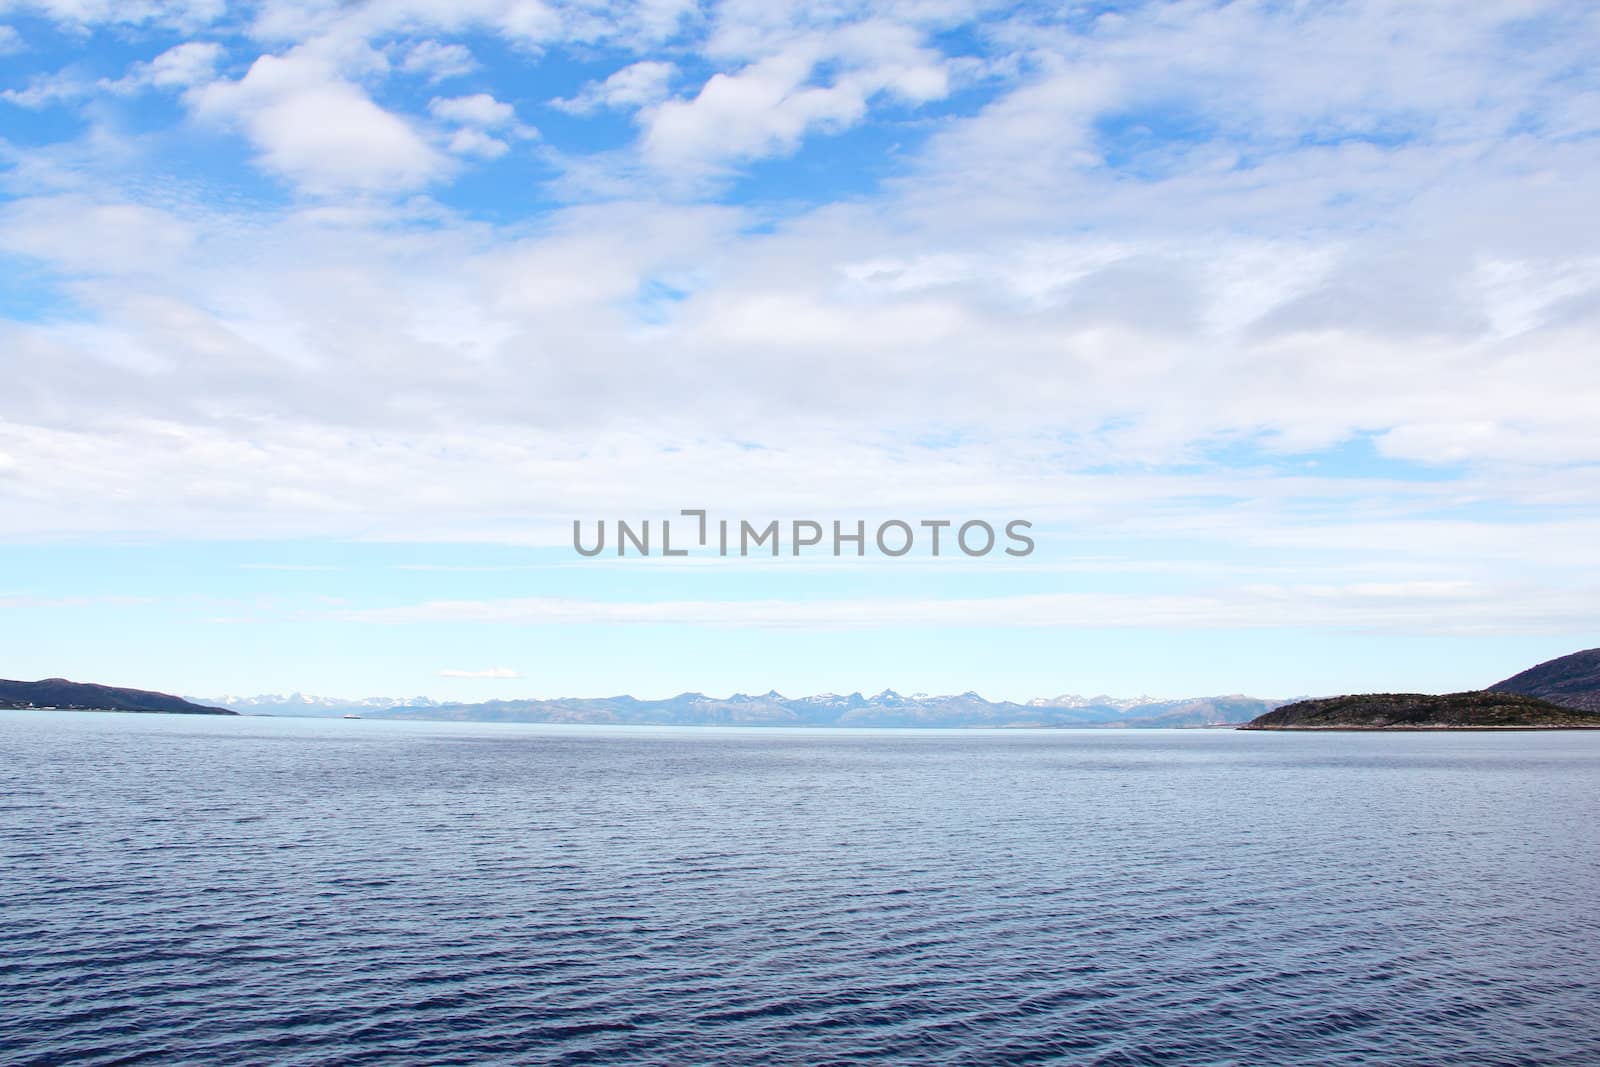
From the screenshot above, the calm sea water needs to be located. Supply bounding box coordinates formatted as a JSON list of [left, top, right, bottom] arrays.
[[2, 711, 1598, 1066]]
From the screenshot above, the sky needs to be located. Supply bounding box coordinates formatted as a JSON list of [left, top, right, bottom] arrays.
[[1, 0, 1598, 703]]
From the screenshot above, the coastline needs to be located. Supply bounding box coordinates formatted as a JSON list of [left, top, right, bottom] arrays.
[[1239, 724, 1600, 731]]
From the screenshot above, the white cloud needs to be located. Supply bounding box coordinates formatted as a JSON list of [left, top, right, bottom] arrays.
[[139, 40, 225, 89], [1, 40, 225, 107], [1, 0, 1598, 657], [0, 24, 21, 54], [400, 40, 476, 81], [429, 92, 515, 128], [245, 0, 689, 51], [106, 40, 226, 93], [187, 46, 448, 193], [428, 92, 535, 158], [351, 582, 1600, 637], [448, 127, 509, 159], [553, 60, 676, 114], [439, 666, 521, 678], [429, 92, 536, 158], [641, 21, 950, 170], [0, 195, 198, 273], [0, 75, 82, 109], [0, 0, 223, 29]]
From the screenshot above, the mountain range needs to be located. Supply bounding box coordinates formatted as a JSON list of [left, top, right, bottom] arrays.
[[14, 646, 1600, 727], [195, 689, 1284, 728], [194, 648, 1600, 727]]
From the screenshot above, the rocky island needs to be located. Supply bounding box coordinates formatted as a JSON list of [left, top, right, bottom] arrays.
[[1239, 690, 1600, 730]]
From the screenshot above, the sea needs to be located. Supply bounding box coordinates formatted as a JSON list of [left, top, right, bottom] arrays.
[[2, 710, 1597, 1066]]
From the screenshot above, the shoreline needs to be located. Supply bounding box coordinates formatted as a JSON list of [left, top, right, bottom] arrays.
[[1239, 724, 1600, 731]]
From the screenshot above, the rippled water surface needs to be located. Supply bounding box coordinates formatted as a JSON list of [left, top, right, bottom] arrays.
[[3, 711, 1599, 1065]]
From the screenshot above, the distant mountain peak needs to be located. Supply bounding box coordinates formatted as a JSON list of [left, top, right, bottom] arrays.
[[728, 689, 786, 703]]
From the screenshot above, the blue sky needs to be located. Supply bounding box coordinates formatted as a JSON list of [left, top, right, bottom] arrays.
[[2, 0, 1598, 702]]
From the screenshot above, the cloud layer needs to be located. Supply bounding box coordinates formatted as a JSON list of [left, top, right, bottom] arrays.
[[1, 0, 1598, 644]]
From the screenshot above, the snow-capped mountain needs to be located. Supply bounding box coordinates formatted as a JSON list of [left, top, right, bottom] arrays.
[[198, 688, 1286, 727], [197, 692, 444, 715]]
